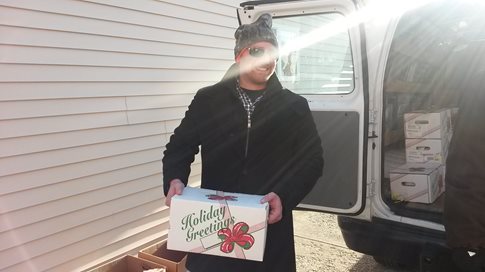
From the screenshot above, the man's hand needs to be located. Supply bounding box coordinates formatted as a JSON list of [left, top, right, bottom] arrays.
[[165, 179, 185, 207], [260, 192, 283, 224]]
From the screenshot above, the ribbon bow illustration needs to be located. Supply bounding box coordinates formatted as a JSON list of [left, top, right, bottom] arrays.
[[217, 222, 255, 253], [206, 194, 238, 201]]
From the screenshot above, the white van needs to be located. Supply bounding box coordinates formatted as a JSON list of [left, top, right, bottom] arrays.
[[239, 0, 485, 271]]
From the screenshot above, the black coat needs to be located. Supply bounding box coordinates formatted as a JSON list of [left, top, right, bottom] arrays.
[[163, 65, 324, 272], [444, 45, 485, 249]]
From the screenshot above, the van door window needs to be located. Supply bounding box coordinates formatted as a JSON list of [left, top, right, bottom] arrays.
[[272, 13, 354, 94]]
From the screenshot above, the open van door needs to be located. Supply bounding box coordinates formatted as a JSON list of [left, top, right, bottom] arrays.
[[238, 0, 368, 215]]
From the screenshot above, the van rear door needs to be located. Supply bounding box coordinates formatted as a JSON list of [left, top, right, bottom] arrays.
[[238, 0, 368, 215]]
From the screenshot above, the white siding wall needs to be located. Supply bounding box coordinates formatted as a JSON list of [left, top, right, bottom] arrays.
[[0, 0, 241, 271]]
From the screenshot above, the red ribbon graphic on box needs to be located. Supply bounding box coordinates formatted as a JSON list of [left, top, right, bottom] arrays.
[[218, 222, 255, 253], [188, 191, 267, 260], [206, 194, 238, 201]]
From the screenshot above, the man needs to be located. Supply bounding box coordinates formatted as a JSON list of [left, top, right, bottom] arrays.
[[162, 14, 324, 272], [444, 42, 485, 272]]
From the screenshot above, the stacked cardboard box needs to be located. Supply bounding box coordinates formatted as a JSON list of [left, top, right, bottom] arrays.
[[391, 108, 456, 203], [390, 163, 444, 204], [404, 109, 452, 163]]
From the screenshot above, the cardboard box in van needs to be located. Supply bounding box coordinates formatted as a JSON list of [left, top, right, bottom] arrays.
[[390, 163, 444, 204], [404, 109, 451, 139], [405, 138, 449, 163]]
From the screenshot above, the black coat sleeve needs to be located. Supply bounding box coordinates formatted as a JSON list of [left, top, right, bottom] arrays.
[[162, 92, 203, 195], [273, 98, 324, 213]]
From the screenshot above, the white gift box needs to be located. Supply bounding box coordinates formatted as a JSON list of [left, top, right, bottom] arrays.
[[405, 138, 449, 163], [404, 109, 451, 139], [390, 163, 444, 204], [167, 187, 268, 262]]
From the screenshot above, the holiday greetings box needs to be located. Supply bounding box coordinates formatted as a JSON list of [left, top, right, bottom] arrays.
[[167, 187, 269, 262]]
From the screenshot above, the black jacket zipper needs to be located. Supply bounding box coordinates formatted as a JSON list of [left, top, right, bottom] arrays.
[[245, 112, 251, 158]]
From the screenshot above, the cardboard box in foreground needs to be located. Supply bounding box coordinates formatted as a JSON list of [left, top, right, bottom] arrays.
[[139, 240, 187, 272], [87, 255, 166, 272]]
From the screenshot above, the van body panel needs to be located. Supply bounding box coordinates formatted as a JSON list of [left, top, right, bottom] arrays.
[[337, 216, 456, 270]]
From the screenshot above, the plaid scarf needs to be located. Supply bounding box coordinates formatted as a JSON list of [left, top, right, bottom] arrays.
[[235, 79, 265, 121]]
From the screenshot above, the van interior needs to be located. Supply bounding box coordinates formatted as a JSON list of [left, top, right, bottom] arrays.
[[382, 1, 485, 223]]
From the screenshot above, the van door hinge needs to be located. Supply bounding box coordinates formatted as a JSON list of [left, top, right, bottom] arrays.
[[366, 179, 376, 198]]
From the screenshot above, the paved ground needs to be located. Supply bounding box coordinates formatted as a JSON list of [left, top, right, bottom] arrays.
[[293, 211, 415, 272]]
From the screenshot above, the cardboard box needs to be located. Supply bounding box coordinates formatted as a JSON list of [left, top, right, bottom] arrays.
[[405, 138, 449, 163], [138, 240, 187, 272], [404, 109, 451, 139], [168, 187, 268, 262], [88, 255, 166, 272], [390, 163, 444, 204]]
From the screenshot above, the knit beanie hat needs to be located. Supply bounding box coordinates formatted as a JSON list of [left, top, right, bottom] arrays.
[[234, 13, 279, 57]]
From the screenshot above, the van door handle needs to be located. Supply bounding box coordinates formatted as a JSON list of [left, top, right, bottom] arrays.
[[368, 131, 378, 138]]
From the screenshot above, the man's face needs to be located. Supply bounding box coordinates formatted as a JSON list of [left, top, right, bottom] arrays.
[[236, 41, 278, 88]]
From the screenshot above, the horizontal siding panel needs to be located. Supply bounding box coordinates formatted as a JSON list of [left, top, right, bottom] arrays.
[[0, 26, 234, 61], [0, 162, 201, 232], [126, 95, 193, 110], [188, 174, 202, 188], [0, 148, 163, 195], [81, 0, 237, 28], [0, 0, 231, 271], [0, 163, 201, 216], [0, 107, 187, 139], [0, 6, 233, 49], [0, 187, 165, 252], [0, 64, 226, 82], [0, 111, 128, 139], [1, 175, 200, 272], [0, 45, 233, 70], [0, 161, 162, 214], [0, 201, 168, 266], [166, 119, 182, 133], [1, 206, 168, 271], [0, 122, 166, 158], [51, 226, 168, 272], [0, 82, 207, 101], [0, 173, 162, 235], [127, 107, 187, 124], [191, 166, 202, 178], [159, 0, 236, 16], [0, 134, 165, 177], [193, 154, 202, 164], [0, 96, 126, 120], [0, 0, 235, 38]]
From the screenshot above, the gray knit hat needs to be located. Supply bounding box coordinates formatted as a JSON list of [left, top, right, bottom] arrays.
[[234, 13, 278, 57]]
